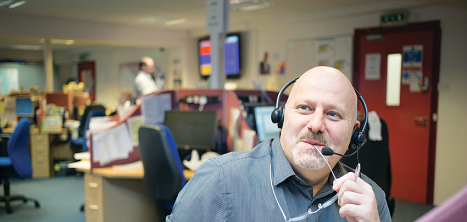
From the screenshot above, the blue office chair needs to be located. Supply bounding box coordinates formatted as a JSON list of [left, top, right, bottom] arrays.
[[138, 124, 186, 221], [71, 108, 106, 152], [0, 118, 40, 214], [71, 105, 106, 152]]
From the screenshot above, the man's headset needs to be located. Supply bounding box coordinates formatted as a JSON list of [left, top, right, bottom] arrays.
[[270, 77, 368, 156]]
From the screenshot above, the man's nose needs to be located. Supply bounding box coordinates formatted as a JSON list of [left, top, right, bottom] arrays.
[[307, 112, 325, 134]]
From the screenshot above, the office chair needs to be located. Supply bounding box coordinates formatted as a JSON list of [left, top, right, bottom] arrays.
[[0, 118, 40, 214], [340, 118, 395, 217], [71, 106, 106, 152], [139, 124, 187, 221]]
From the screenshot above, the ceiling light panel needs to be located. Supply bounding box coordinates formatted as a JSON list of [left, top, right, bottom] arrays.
[[229, 0, 271, 12], [140, 16, 187, 26], [0, 0, 26, 8], [11, 44, 42, 50]]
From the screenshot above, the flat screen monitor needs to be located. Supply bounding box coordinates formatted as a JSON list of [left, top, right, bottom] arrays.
[[16, 97, 34, 117], [164, 110, 218, 151], [199, 33, 241, 79], [254, 106, 281, 142]]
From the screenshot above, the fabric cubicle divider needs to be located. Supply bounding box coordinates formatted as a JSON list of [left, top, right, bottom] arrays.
[[176, 89, 257, 152], [87, 88, 257, 172], [88, 90, 176, 172]]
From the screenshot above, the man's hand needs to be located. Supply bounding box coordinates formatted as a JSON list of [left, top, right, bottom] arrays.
[[332, 172, 380, 222]]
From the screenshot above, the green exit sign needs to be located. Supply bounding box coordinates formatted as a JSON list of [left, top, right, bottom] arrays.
[[381, 12, 408, 27]]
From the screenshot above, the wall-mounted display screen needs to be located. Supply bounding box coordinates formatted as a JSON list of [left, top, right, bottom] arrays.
[[198, 33, 241, 79]]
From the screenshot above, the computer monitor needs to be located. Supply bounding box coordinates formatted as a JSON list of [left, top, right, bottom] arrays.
[[15, 97, 34, 117], [254, 106, 281, 142], [164, 110, 218, 151]]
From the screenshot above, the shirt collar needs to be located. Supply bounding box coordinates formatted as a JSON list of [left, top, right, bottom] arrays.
[[139, 70, 151, 76], [271, 134, 349, 186]]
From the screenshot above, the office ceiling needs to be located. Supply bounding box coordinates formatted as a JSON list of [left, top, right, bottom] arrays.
[[0, 0, 465, 50]]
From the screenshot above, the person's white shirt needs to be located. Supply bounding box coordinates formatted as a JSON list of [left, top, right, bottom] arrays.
[[134, 70, 158, 96]]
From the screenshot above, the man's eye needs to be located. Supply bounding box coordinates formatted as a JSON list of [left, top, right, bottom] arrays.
[[328, 112, 341, 118], [298, 105, 309, 111]]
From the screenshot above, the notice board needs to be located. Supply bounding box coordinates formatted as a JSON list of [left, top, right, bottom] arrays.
[[286, 35, 353, 81]]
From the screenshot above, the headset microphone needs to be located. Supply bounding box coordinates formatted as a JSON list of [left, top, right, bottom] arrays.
[[321, 146, 361, 158]]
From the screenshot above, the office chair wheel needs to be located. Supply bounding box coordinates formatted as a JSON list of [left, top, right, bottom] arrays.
[[80, 204, 85, 212], [6, 206, 13, 214], [35, 201, 40, 208]]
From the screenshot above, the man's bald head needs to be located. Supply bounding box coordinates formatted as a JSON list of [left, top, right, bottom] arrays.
[[288, 66, 358, 120], [139, 56, 155, 74]]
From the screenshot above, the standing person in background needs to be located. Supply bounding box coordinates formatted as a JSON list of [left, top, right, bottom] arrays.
[[135, 56, 158, 96]]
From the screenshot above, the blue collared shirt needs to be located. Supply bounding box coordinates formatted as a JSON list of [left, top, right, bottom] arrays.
[[167, 135, 391, 221]]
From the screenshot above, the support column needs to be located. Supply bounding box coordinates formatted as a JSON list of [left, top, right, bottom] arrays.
[[43, 39, 53, 92], [209, 32, 226, 89]]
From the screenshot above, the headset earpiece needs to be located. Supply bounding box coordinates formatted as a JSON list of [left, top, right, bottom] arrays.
[[349, 126, 367, 150], [271, 108, 280, 124], [271, 77, 299, 129]]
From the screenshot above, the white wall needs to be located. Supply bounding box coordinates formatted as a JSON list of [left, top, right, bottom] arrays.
[[56, 47, 174, 109], [184, 5, 467, 205], [1, 3, 465, 205]]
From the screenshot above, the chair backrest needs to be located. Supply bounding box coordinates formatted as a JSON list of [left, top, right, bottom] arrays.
[[82, 109, 107, 152], [139, 124, 186, 201], [7, 117, 32, 177], [78, 104, 106, 138]]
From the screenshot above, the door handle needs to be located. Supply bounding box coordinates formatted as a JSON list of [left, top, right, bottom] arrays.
[[414, 116, 427, 127]]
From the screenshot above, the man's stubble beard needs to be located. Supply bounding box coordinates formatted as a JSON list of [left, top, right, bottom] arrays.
[[292, 131, 329, 170], [292, 144, 328, 170]]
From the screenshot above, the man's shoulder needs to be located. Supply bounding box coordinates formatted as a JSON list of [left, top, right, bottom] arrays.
[[207, 139, 273, 168]]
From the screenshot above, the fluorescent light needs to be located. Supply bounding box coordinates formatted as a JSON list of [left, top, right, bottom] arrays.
[[229, 0, 271, 11], [11, 45, 42, 50], [140, 16, 186, 25], [8, 0, 25, 8], [164, 19, 186, 26], [0, 0, 14, 7], [40, 39, 75, 45]]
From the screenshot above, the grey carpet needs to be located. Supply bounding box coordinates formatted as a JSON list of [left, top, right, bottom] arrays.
[[0, 175, 85, 222], [0, 174, 435, 222]]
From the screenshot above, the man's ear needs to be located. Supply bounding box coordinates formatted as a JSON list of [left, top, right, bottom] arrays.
[[355, 120, 361, 128]]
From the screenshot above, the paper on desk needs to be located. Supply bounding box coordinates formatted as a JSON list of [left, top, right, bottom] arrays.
[[112, 160, 143, 172], [67, 160, 90, 169], [89, 116, 117, 132], [92, 123, 134, 166], [127, 115, 143, 146], [141, 93, 172, 125], [118, 105, 134, 120], [74, 152, 90, 160], [4, 97, 16, 114]]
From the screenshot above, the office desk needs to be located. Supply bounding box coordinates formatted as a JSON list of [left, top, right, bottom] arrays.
[[76, 166, 193, 222], [30, 129, 69, 178], [3, 128, 68, 178]]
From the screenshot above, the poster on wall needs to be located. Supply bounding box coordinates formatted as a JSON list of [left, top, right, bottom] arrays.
[[364, 53, 381, 80], [119, 63, 139, 93], [0, 68, 19, 96], [403, 45, 423, 68], [259, 51, 271, 74], [402, 45, 424, 92], [286, 35, 352, 80]]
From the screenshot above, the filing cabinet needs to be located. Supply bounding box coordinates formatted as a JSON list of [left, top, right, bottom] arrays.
[[30, 132, 51, 178]]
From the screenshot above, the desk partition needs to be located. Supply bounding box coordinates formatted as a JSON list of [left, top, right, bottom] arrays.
[[88, 89, 257, 172]]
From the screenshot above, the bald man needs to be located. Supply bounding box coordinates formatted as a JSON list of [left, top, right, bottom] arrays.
[[167, 67, 390, 222], [135, 56, 158, 96]]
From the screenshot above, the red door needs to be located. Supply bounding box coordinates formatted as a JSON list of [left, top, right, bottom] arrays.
[[78, 61, 96, 101], [353, 21, 441, 204]]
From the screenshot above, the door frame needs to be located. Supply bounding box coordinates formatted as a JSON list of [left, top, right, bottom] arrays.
[[78, 61, 96, 101], [352, 21, 441, 204]]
